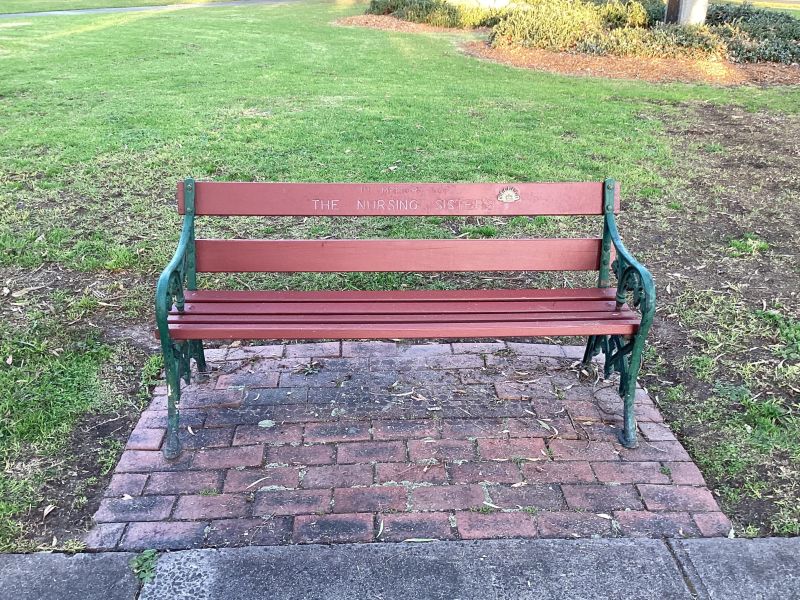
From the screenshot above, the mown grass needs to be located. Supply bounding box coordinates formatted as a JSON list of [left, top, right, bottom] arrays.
[[0, 0, 798, 548], [0, 0, 233, 14]]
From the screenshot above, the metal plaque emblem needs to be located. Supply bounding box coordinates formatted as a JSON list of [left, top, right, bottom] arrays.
[[497, 187, 520, 203]]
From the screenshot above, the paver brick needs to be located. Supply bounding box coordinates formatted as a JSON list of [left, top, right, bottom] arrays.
[[638, 422, 678, 442], [254, 489, 331, 516], [378, 512, 454, 541], [664, 462, 706, 486], [304, 422, 371, 443], [119, 521, 208, 550], [477, 438, 545, 461], [173, 494, 250, 520], [372, 419, 439, 441], [233, 424, 303, 446], [94, 496, 175, 523], [506, 342, 566, 357], [619, 441, 690, 462], [179, 427, 235, 450], [83, 523, 126, 550], [193, 445, 264, 470], [179, 389, 244, 410], [638, 485, 719, 512], [411, 484, 485, 511], [125, 428, 165, 451], [375, 462, 447, 485], [451, 462, 522, 484], [104, 474, 148, 497], [562, 484, 643, 511], [591, 461, 670, 485], [284, 342, 341, 358], [548, 439, 619, 461], [224, 344, 283, 361], [521, 461, 596, 484], [536, 511, 613, 538], [407, 439, 474, 462], [223, 467, 299, 492], [293, 513, 374, 543], [144, 471, 222, 495], [216, 371, 279, 390], [693, 512, 733, 537], [613, 511, 698, 538], [206, 517, 293, 546], [116, 450, 192, 473], [441, 419, 506, 439], [506, 418, 574, 438], [338, 441, 406, 464], [370, 355, 482, 371], [456, 511, 538, 539], [342, 341, 398, 357], [301, 464, 373, 489], [136, 409, 205, 430], [267, 444, 334, 466], [243, 388, 309, 405], [333, 487, 407, 513], [487, 484, 565, 510], [451, 342, 506, 354]]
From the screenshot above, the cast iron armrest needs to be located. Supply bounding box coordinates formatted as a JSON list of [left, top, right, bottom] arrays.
[[605, 211, 656, 333], [155, 214, 194, 346]]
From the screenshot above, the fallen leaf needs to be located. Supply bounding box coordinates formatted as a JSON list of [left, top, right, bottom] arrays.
[[42, 505, 57, 520], [258, 419, 276, 428]]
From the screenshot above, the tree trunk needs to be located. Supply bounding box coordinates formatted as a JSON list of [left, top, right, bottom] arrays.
[[665, 0, 681, 23]]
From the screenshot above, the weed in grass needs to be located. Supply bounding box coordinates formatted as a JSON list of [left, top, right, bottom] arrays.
[[728, 233, 769, 256], [462, 224, 498, 238], [703, 142, 725, 153], [98, 439, 124, 476]]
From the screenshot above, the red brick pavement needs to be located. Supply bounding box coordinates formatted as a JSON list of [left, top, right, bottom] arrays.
[[86, 342, 731, 550]]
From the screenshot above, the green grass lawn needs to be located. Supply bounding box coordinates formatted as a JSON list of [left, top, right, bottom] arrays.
[[0, 0, 234, 14], [0, 0, 798, 549]]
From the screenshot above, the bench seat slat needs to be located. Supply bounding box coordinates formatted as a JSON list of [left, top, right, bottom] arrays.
[[167, 320, 639, 340], [168, 310, 636, 324], [195, 239, 603, 273], [167, 289, 640, 340], [178, 299, 621, 315], [184, 288, 617, 303]]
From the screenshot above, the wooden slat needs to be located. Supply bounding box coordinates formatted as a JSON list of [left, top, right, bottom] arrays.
[[177, 181, 621, 216], [167, 320, 639, 340], [184, 288, 617, 303], [168, 310, 637, 324], [179, 299, 619, 315], [194, 239, 603, 273]]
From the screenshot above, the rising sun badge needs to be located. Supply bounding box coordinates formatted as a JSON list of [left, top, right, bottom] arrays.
[[497, 187, 520, 203]]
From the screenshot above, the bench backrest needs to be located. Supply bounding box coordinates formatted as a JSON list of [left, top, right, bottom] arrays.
[[177, 181, 619, 274]]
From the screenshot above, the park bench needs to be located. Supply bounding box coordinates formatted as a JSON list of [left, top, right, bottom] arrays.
[[155, 178, 655, 459]]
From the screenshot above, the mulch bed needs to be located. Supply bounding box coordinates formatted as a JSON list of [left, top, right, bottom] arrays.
[[336, 14, 800, 86], [463, 41, 800, 87]]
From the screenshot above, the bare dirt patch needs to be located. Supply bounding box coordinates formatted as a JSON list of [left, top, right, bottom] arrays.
[[463, 41, 800, 86], [629, 103, 800, 534]]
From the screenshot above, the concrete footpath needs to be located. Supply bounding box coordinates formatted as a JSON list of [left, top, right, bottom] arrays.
[[1, 537, 799, 600]]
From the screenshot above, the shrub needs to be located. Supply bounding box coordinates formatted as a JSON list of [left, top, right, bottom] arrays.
[[368, 0, 509, 29], [490, 0, 603, 50], [596, 0, 649, 29], [577, 23, 727, 59], [706, 2, 800, 63]]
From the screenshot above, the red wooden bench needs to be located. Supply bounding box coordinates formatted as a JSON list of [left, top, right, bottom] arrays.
[[156, 178, 655, 458]]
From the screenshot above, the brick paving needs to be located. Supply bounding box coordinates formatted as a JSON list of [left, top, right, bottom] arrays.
[[86, 342, 731, 550]]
